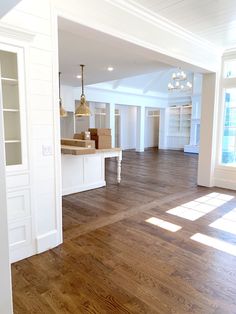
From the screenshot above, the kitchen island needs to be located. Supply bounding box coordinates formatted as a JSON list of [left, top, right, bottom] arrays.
[[61, 146, 122, 196]]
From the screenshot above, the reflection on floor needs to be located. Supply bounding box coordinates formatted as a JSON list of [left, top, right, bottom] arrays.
[[12, 150, 236, 314]]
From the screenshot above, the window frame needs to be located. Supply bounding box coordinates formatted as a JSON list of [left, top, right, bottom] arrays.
[[217, 53, 236, 169]]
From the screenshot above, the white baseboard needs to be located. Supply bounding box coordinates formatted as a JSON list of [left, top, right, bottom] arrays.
[[62, 180, 106, 196], [214, 166, 236, 191], [184, 145, 199, 154], [36, 230, 60, 254], [10, 245, 35, 264], [214, 178, 236, 191]]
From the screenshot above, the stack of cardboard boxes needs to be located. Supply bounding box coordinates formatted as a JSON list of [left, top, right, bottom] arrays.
[[62, 128, 112, 150], [89, 128, 112, 149]]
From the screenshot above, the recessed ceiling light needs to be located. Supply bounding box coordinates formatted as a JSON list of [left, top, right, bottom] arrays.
[[76, 74, 81, 79], [107, 67, 114, 72]]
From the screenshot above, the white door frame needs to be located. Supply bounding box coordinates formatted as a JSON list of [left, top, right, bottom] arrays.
[[0, 74, 13, 313]]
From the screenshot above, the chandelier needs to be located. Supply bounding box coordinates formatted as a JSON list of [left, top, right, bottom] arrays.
[[168, 69, 192, 92]]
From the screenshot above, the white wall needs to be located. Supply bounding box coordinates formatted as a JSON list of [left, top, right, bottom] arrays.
[[1, 0, 62, 258], [198, 73, 219, 186], [61, 84, 75, 112]]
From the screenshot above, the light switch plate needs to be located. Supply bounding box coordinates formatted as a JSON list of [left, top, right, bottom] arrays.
[[42, 145, 53, 156]]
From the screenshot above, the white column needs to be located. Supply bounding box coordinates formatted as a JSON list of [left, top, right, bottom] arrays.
[[106, 103, 115, 147], [136, 106, 145, 152], [159, 108, 167, 149], [198, 73, 219, 187], [89, 102, 95, 128]]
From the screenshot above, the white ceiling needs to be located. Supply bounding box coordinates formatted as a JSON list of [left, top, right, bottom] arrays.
[[132, 0, 236, 49], [90, 69, 193, 95], [0, 0, 22, 18], [58, 17, 205, 87], [58, 17, 172, 87]]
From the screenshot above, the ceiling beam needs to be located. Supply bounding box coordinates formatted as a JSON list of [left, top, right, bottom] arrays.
[[112, 79, 122, 89], [142, 72, 164, 94]]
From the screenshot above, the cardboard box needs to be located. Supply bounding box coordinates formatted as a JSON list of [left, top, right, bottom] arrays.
[[89, 128, 111, 136], [74, 131, 91, 140], [61, 138, 95, 149], [91, 135, 112, 149], [73, 133, 84, 140], [61, 145, 95, 155], [83, 131, 91, 140]]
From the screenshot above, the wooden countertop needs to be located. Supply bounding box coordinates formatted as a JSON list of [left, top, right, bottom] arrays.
[[61, 145, 122, 156], [96, 147, 122, 153]]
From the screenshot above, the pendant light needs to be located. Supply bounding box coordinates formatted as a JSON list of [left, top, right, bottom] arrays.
[[59, 72, 67, 117], [75, 64, 91, 117]]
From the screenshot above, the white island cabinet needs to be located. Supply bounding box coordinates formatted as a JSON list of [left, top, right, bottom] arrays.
[[61, 148, 122, 196]]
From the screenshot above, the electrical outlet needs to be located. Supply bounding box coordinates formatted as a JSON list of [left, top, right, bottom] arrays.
[[42, 145, 53, 156]]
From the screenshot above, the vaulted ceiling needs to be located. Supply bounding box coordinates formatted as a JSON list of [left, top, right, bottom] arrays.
[[131, 0, 236, 49], [90, 69, 194, 96]]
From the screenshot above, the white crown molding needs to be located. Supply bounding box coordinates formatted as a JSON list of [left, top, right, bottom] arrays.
[[222, 48, 236, 59], [0, 22, 35, 42], [105, 0, 222, 54]]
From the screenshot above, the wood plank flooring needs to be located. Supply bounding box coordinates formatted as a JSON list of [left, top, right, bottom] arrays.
[[12, 149, 236, 313]]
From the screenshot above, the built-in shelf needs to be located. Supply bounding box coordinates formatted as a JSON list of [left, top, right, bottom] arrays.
[[5, 140, 21, 143], [2, 77, 18, 84], [167, 104, 192, 150], [3, 108, 19, 112], [1, 49, 22, 167]]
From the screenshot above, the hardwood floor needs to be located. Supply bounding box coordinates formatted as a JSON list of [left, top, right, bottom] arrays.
[[12, 150, 236, 313]]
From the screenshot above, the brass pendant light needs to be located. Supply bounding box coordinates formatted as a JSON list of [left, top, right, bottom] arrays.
[[59, 72, 67, 118], [75, 65, 91, 117]]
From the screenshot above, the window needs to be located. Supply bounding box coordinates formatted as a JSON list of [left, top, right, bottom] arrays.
[[224, 60, 236, 78], [222, 89, 236, 165]]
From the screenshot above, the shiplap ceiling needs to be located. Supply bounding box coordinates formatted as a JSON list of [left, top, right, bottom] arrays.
[[132, 0, 236, 48]]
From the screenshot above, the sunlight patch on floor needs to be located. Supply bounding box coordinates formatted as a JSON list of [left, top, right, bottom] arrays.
[[190, 233, 236, 256], [166, 193, 234, 221], [145, 217, 182, 232], [210, 208, 236, 235]]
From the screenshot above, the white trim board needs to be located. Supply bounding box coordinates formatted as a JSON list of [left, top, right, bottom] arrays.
[[36, 230, 60, 254]]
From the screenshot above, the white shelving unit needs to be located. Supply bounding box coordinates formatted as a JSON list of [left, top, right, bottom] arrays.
[[167, 104, 192, 150], [0, 50, 23, 167], [0, 44, 33, 263]]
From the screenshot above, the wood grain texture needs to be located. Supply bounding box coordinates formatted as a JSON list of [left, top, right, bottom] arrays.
[[12, 149, 236, 313]]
